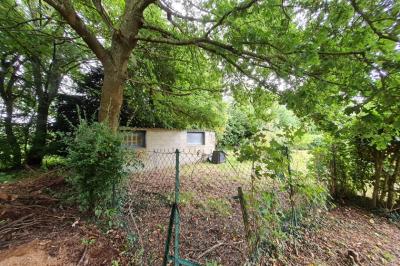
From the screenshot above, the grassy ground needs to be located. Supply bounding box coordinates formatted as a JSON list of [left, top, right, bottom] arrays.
[[0, 172, 19, 184], [0, 170, 31, 184]]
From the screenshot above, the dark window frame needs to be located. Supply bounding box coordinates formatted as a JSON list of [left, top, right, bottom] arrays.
[[124, 130, 146, 148]]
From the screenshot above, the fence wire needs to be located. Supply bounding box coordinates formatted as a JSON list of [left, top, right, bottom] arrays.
[[123, 149, 253, 265], [127, 149, 252, 201]]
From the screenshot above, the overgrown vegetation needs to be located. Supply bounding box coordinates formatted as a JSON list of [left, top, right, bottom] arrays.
[[1, 0, 399, 264], [235, 112, 329, 263], [66, 121, 128, 213]]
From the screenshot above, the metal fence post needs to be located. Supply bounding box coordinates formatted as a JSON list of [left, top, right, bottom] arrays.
[[175, 149, 180, 205], [162, 149, 199, 266], [174, 149, 180, 266]]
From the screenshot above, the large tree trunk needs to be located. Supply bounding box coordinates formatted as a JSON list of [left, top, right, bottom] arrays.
[[4, 100, 21, 168], [26, 97, 50, 165], [98, 65, 126, 132], [387, 152, 400, 209], [42, 0, 152, 132], [26, 51, 62, 166], [0, 55, 21, 168], [98, 42, 133, 131], [372, 150, 384, 208], [379, 172, 389, 204]]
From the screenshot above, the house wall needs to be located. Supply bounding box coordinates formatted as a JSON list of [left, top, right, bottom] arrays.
[[121, 128, 216, 171], [140, 129, 215, 154]]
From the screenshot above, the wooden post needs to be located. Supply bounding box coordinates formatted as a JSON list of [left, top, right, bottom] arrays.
[[238, 187, 251, 250]]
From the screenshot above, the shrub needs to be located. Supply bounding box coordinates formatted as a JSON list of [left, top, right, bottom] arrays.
[[0, 137, 13, 169], [238, 129, 328, 263], [41, 155, 67, 169], [66, 121, 127, 212]]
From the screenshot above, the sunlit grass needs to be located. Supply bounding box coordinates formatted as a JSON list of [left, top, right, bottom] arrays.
[[41, 155, 67, 169], [291, 150, 312, 173], [198, 198, 232, 217]]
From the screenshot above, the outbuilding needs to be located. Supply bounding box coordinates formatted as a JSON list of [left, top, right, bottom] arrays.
[[120, 127, 216, 154]]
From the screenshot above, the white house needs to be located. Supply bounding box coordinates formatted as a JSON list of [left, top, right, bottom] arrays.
[[120, 127, 217, 170], [120, 127, 216, 154]]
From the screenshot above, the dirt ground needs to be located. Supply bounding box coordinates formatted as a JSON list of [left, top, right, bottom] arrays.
[[127, 165, 400, 266], [0, 169, 399, 265], [0, 171, 126, 266], [290, 206, 400, 265]]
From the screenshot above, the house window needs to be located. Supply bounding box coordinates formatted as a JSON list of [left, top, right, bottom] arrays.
[[187, 132, 205, 145], [124, 130, 146, 148]]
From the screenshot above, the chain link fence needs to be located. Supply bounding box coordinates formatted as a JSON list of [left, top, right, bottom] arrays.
[[123, 149, 253, 265], [128, 149, 252, 199]]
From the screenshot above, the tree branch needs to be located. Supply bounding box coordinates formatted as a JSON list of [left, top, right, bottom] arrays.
[[136, 35, 204, 46], [91, 0, 114, 31], [157, 1, 215, 23], [43, 0, 109, 63], [116, 0, 156, 48], [0, 17, 52, 30], [205, 0, 258, 36], [197, 43, 274, 91], [128, 78, 224, 96], [350, 0, 399, 42]]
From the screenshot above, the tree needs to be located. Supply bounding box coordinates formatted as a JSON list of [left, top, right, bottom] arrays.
[[25, 42, 65, 165], [41, 0, 155, 131], [0, 52, 23, 168], [281, 0, 400, 208], [1, 0, 89, 165], [54, 67, 134, 135], [221, 104, 257, 148], [55, 50, 227, 134], [41, 0, 331, 131]]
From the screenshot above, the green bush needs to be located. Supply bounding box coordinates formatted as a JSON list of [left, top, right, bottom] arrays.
[[41, 155, 67, 169], [238, 128, 328, 263], [0, 137, 13, 169], [220, 104, 257, 148], [66, 121, 127, 212]]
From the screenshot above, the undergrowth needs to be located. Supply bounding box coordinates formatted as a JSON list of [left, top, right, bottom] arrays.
[[239, 129, 329, 265]]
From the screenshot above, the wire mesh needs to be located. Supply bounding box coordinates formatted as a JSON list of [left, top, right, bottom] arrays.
[[127, 149, 253, 203], [124, 149, 253, 265]]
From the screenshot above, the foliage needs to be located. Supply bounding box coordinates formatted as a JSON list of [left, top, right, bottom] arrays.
[[0, 0, 88, 166], [54, 58, 227, 134], [239, 123, 328, 263], [221, 88, 305, 149], [66, 121, 128, 212], [0, 1, 399, 262], [388, 210, 400, 226], [220, 104, 257, 148], [126, 42, 228, 131], [41, 155, 67, 170], [0, 172, 18, 184], [226, 90, 329, 262], [0, 137, 14, 169], [279, 0, 400, 208]]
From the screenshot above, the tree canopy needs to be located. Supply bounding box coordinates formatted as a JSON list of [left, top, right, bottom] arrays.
[[0, 0, 399, 209]]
